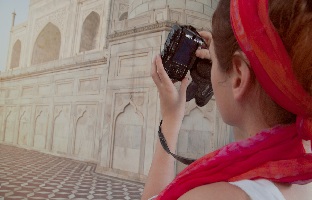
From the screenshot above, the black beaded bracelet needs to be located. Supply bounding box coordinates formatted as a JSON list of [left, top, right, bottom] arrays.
[[158, 120, 196, 165]]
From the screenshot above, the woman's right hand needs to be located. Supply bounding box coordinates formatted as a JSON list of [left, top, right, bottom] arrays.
[[151, 55, 189, 124], [196, 31, 212, 60]]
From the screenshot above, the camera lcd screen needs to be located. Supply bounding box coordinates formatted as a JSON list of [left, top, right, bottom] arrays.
[[172, 37, 197, 66]]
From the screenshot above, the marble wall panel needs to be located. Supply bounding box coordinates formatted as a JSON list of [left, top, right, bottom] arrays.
[[0, 89, 6, 99], [117, 49, 151, 77], [74, 104, 98, 160], [186, 14, 211, 30], [52, 105, 71, 154], [78, 77, 100, 95], [22, 85, 36, 97], [110, 91, 146, 176], [4, 107, 18, 144], [55, 79, 74, 96], [112, 105, 143, 174], [8, 88, 19, 99], [38, 84, 52, 96], [176, 103, 215, 174], [186, 1, 204, 13], [18, 106, 32, 146], [0, 107, 4, 141], [204, 4, 215, 16], [110, 35, 161, 55], [170, 11, 182, 23], [155, 10, 166, 22], [34, 106, 49, 149]]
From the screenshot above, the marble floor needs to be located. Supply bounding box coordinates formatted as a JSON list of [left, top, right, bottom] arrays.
[[0, 144, 144, 200]]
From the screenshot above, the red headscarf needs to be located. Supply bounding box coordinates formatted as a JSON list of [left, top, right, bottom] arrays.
[[156, 0, 312, 199]]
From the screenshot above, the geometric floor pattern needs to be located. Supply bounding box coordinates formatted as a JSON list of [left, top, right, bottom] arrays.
[[0, 144, 144, 200]]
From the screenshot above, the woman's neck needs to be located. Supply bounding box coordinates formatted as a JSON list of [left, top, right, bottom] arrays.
[[232, 111, 271, 141]]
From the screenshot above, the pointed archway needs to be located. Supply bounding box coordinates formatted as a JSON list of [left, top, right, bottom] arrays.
[[79, 11, 100, 52], [31, 22, 61, 65], [10, 40, 21, 69]]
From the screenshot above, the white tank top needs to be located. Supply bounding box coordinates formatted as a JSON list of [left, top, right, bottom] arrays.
[[229, 179, 285, 200]]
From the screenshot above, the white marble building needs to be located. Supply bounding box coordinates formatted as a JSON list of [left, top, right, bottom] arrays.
[[0, 0, 232, 182]]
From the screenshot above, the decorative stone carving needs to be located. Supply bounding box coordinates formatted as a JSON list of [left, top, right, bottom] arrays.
[[73, 104, 99, 160], [82, 6, 103, 22], [108, 21, 175, 41], [119, 3, 129, 17], [4, 107, 18, 144], [52, 105, 71, 154], [176, 101, 215, 174], [18, 106, 32, 146], [34, 7, 67, 38], [111, 92, 145, 174], [1, 57, 107, 82], [33, 106, 49, 149], [113, 105, 143, 173]]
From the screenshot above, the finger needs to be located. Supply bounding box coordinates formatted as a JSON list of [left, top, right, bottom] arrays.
[[155, 55, 172, 85], [198, 31, 212, 45], [151, 55, 161, 86], [179, 77, 189, 100], [196, 49, 211, 60]]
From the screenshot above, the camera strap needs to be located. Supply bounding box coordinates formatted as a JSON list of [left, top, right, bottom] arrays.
[[158, 120, 196, 165]]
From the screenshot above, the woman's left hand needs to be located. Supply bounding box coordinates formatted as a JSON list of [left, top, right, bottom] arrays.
[[151, 55, 189, 124]]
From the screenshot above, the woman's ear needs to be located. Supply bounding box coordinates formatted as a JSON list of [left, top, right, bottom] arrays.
[[231, 51, 252, 101]]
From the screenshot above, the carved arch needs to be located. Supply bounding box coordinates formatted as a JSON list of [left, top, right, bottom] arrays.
[[10, 40, 21, 69], [31, 22, 61, 65], [79, 11, 100, 52], [119, 12, 128, 20], [112, 103, 144, 173]]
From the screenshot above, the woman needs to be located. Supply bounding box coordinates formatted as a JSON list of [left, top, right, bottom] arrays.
[[142, 0, 312, 199]]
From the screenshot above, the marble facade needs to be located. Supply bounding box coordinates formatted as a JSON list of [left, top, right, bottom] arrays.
[[0, 0, 232, 183]]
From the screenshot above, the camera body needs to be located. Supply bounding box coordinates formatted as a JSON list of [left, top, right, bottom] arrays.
[[161, 24, 213, 107], [161, 24, 207, 81]]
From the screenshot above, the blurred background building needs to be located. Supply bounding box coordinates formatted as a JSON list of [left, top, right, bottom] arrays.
[[0, 0, 231, 183]]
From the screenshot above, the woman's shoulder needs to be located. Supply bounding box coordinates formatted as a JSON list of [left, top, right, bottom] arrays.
[[230, 179, 285, 200], [178, 182, 250, 200], [276, 182, 312, 200], [179, 180, 312, 200]]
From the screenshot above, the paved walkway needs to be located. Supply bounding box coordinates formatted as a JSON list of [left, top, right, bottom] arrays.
[[0, 144, 144, 200]]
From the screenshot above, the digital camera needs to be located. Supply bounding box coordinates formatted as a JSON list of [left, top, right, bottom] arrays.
[[161, 24, 213, 107]]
